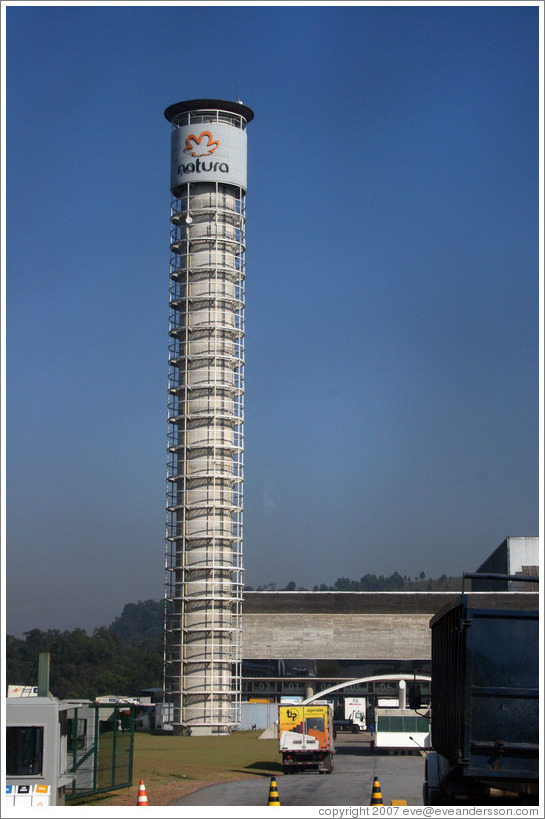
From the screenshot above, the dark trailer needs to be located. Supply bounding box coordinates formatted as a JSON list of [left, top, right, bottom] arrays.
[[425, 577, 539, 805]]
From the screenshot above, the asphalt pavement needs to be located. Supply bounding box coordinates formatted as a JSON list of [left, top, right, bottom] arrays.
[[172, 733, 426, 807]]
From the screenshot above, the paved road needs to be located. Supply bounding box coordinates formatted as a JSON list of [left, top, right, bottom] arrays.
[[173, 734, 426, 807]]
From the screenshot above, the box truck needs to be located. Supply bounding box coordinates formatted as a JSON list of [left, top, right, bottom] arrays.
[[278, 703, 335, 774]]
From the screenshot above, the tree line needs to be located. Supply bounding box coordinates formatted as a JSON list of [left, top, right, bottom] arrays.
[[246, 571, 460, 592], [6, 615, 164, 701]]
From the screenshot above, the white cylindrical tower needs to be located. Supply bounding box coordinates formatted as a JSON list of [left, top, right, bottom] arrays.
[[163, 99, 254, 735]]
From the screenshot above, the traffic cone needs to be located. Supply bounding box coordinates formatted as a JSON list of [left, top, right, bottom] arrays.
[[267, 776, 281, 806], [137, 780, 149, 806], [370, 777, 383, 805]]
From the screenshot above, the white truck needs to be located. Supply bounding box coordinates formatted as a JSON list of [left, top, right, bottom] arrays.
[[343, 697, 367, 732], [343, 693, 400, 733]]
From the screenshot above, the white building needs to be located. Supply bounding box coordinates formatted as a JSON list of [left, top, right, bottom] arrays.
[[473, 536, 539, 590]]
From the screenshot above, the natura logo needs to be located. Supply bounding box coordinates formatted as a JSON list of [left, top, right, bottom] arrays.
[[184, 130, 220, 157], [177, 129, 229, 178]]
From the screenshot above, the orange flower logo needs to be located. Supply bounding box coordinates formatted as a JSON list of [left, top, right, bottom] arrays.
[[184, 131, 220, 157]]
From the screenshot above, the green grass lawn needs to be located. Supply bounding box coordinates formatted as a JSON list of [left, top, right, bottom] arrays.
[[72, 730, 280, 806], [132, 730, 281, 782]]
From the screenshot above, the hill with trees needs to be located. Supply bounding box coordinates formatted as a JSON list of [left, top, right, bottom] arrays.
[[109, 599, 164, 643], [6, 624, 163, 701]]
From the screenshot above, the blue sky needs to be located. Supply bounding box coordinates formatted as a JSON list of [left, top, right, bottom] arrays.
[[3, 2, 542, 637]]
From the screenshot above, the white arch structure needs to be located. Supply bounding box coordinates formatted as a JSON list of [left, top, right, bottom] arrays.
[[301, 673, 431, 705]]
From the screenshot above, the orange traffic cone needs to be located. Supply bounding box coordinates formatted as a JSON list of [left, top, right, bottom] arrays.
[[370, 777, 383, 805], [267, 776, 281, 806], [137, 780, 149, 806]]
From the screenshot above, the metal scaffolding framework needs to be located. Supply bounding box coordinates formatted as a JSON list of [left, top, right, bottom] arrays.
[[163, 105, 250, 734]]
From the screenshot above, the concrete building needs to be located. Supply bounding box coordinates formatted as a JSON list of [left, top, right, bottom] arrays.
[[240, 590, 538, 709], [240, 537, 540, 709], [242, 590, 437, 704], [163, 99, 254, 735]]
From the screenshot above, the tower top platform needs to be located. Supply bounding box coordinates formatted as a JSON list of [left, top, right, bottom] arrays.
[[164, 98, 254, 124]]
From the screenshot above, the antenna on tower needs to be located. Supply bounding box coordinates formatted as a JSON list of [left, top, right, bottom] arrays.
[[234, 78, 241, 103]]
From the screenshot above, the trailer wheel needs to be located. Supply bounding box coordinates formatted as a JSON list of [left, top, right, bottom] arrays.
[[423, 782, 444, 805], [424, 754, 444, 805]]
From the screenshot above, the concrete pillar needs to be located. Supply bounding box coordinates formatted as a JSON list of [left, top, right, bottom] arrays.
[[399, 679, 407, 709], [38, 653, 50, 697]]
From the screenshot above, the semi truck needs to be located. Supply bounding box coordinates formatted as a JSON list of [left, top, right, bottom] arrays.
[[423, 575, 539, 805], [278, 703, 335, 774]]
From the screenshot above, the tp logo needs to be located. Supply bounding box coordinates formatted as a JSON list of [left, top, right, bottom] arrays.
[[184, 131, 220, 157], [286, 708, 299, 722]]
